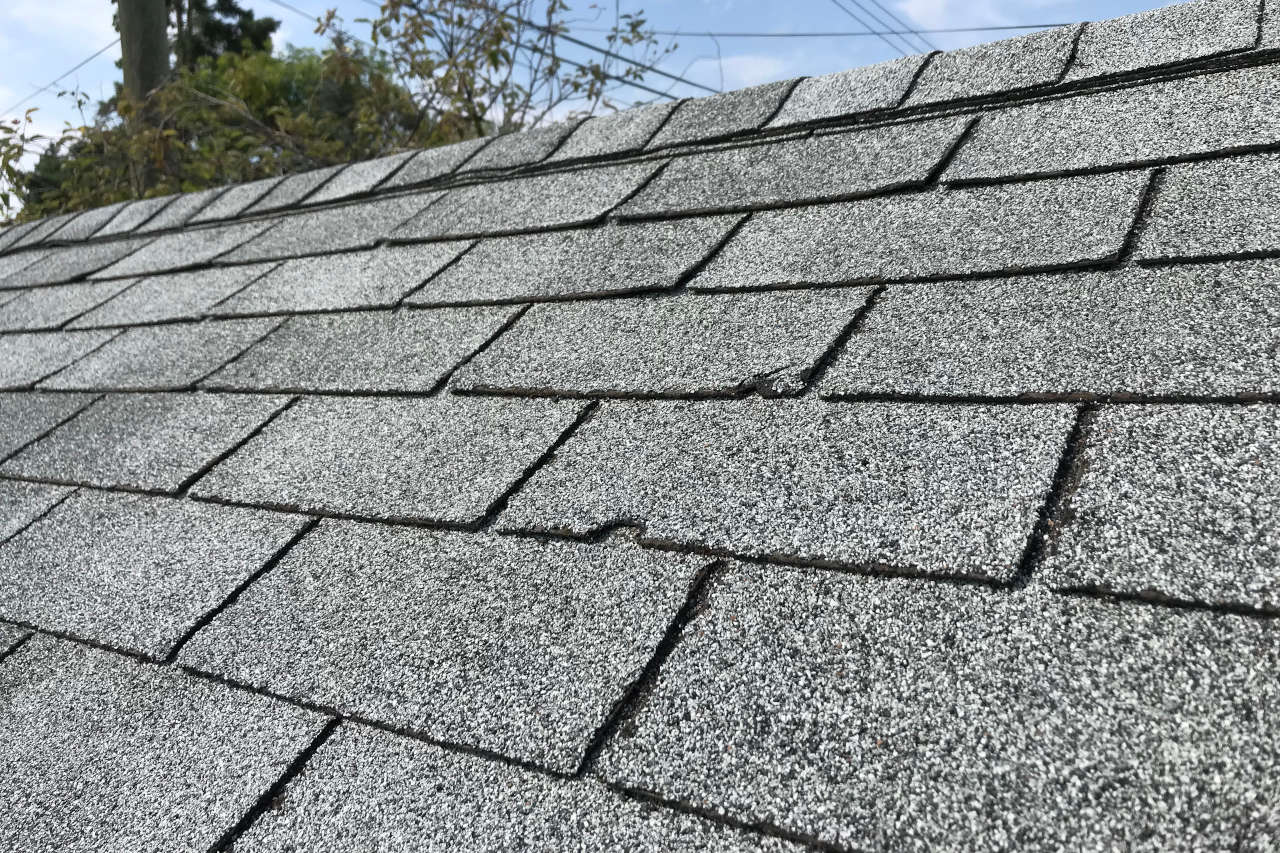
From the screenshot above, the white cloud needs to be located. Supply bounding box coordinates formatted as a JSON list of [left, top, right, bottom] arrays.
[[686, 52, 794, 90]]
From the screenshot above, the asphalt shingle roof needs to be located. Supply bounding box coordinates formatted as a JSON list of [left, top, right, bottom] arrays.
[[2, 3, 1279, 848]]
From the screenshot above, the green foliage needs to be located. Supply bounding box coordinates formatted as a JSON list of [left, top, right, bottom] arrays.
[[0, 110, 46, 219], [170, 0, 280, 68]]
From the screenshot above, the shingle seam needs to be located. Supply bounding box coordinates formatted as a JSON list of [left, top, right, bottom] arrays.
[[1114, 168, 1165, 265], [173, 394, 298, 496], [818, 391, 1280, 405], [1138, 247, 1280, 267], [1055, 22, 1089, 83], [209, 717, 342, 853], [756, 76, 808, 128], [203, 261, 284, 313], [0, 630, 33, 665], [0, 485, 79, 547], [576, 560, 723, 777], [430, 304, 531, 396], [452, 384, 755, 403], [895, 50, 940, 108], [24, 329, 125, 389], [669, 212, 752, 295], [0, 470, 175, 498], [1257, 0, 1270, 47], [163, 515, 321, 665], [923, 116, 981, 185], [1051, 585, 1280, 619], [50, 278, 148, 331], [0, 394, 103, 466], [795, 285, 886, 397], [395, 239, 481, 307], [187, 490, 484, 532], [603, 159, 672, 220], [187, 316, 291, 389]]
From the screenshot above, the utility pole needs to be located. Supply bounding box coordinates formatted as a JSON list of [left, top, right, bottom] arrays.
[[118, 0, 170, 105]]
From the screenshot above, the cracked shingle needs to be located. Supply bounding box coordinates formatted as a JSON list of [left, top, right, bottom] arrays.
[[0, 392, 96, 460], [68, 263, 277, 327], [548, 102, 680, 162], [0, 490, 307, 658], [595, 565, 1280, 850], [460, 120, 584, 172], [691, 171, 1147, 289], [40, 318, 279, 391], [303, 152, 416, 205], [408, 217, 740, 306], [92, 220, 274, 277], [1042, 404, 1280, 612], [380, 137, 492, 190], [618, 117, 970, 218], [0, 480, 72, 542], [213, 241, 470, 315], [767, 54, 929, 129], [0, 238, 152, 289], [0, 280, 136, 331], [236, 723, 796, 852], [244, 165, 345, 214], [187, 176, 284, 224], [0, 392, 290, 493], [906, 25, 1081, 106], [454, 290, 872, 398], [947, 65, 1280, 182], [821, 261, 1280, 398], [500, 400, 1074, 581], [191, 395, 587, 525], [646, 80, 799, 149], [0, 636, 326, 853], [181, 521, 710, 772], [0, 330, 116, 390], [205, 306, 518, 393]]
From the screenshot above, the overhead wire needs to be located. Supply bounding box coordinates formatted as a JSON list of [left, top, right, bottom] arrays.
[[0, 38, 121, 120], [834, 0, 922, 55], [572, 25, 1071, 37], [857, 0, 937, 51], [824, 0, 908, 56]]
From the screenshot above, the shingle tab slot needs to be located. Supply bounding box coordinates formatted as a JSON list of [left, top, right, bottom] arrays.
[[767, 54, 930, 129], [905, 24, 1082, 106]]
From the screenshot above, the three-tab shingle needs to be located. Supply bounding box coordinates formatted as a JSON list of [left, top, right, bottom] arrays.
[[135, 186, 227, 233], [46, 201, 127, 241], [302, 152, 415, 205], [767, 54, 929, 129], [905, 24, 1081, 106], [96, 195, 178, 236], [187, 175, 283, 223], [0, 490, 307, 658], [93, 220, 273, 277], [0, 280, 136, 331], [0, 623, 27, 655], [460, 120, 584, 172], [548, 102, 679, 162], [0, 391, 96, 460], [500, 400, 1073, 580], [67, 263, 277, 327], [380, 137, 491, 189], [0, 330, 116, 390], [647, 80, 799, 149], [0, 248, 50, 284], [454, 290, 873, 397], [0, 637, 326, 853], [181, 521, 711, 771], [191, 395, 587, 524], [1, 238, 152, 288], [0, 480, 72, 542], [244, 165, 344, 214]]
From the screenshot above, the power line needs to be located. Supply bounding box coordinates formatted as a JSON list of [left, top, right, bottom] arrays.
[[858, 0, 937, 51], [826, 0, 907, 57], [837, 0, 924, 55], [573, 25, 1071, 37], [1, 38, 121, 120]]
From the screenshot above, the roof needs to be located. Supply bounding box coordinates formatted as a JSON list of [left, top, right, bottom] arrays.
[[1, 0, 1279, 848]]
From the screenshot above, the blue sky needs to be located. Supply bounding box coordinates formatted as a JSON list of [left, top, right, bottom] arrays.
[[0, 0, 1178, 147]]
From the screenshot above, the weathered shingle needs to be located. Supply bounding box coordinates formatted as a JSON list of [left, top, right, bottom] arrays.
[[96, 195, 178, 236], [302, 152, 416, 205], [0, 280, 136, 331], [460, 120, 584, 172], [0, 490, 307, 658], [595, 566, 1280, 850], [205, 307, 517, 393], [1136, 153, 1280, 261], [0, 392, 290, 493], [244, 165, 345, 214], [235, 723, 795, 852], [135, 186, 227, 233], [500, 400, 1073, 581], [380, 137, 492, 190], [821, 261, 1280, 399], [906, 24, 1081, 106], [947, 65, 1280, 182], [0, 391, 96, 460], [68, 263, 277, 327], [691, 171, 1147, 289], [41, 318, 280, 391], [392, 162, 664, 240], [0, 248, 50, 284], [1042, 404, 1280, 612], [47, 201, 127, 241], [407, 218, 739, 306], [618, 117, 970, 218], [11, 211, 84, 248], [191, 395, 587, 524], [0, 480, 72, 542], [0, 637, 326, 853], [0, 330, 116, 390], [0, 238, 153, 289], [187, 176, 283, 224], [0, 221, 42, 253], [181, 521, 709, 772], [93, 220, 274, 277], [647, 80, 800, 149], [454, 290, 872, 397], [548, 102, 680, 162], [213, 241, 470, 315], [767, 54, 929, 129]]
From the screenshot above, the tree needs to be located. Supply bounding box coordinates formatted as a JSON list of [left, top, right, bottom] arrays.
[[170, 0, 280, 69], [118, 0, 172, 105]]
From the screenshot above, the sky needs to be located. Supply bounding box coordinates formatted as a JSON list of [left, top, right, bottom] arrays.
[[0, 0, 1181, 151]]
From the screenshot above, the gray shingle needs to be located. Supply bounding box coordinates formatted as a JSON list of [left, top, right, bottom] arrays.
[[0, 280, 137, 332], [595, 565, 1280, 850], [0, 489, 307, 658], [302, 152, 416, 205], [0, 636, 326, 853], [187, 176, 283, 224], [0, 221, 42, 253], [96, 195, 179, 236], [0, 480, 72, 543], [408, 217, 740, 307], [213, 241, 470, 315], [181, 521, 709, 772], [500, 400, 1073, 581], [947, 65, 1280, 182], [92, 220, 274, 277], [0, 392, 290, 493], [380, 137, 492, 190], [1137, 153, 1280, 262], [205, 306, 517, 393], [767, 54, 929, 129], [548, 102, 680, 162], [220, 193, 440, 263], [454, 290, 872, 398], [47, 201, 128, 241], [0, 248, 50, 284], [235, 723, 796, 853], [1066, 0, 1258, 82], [1042, 404, 1280, 612], [646, 80, 800, 149], [244, 165, 345, 215], [10, 211, 82, 248], [692, 171, 1147, 289], [906, 24, 1081, 106], [392, 162, 664, 240], [67, 263, 277, 327], [191, 395, 587, 525], [135, 186, 228, 233], [822, 261, 1280, 399], [460, 120, 584, 172], [0, 391, 96, 460], [1266, 0, 1280, 45], [0, 330, 116, 390], [41, 318, 280, 391], [0, 623, 26, 655], [0, 238, 153, 289], [619, 117, 969, 218]]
